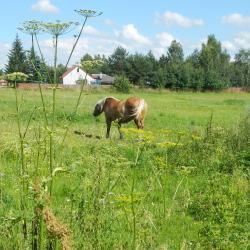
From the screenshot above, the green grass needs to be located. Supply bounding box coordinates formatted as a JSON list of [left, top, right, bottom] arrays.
[[0, 88, 249, 249]]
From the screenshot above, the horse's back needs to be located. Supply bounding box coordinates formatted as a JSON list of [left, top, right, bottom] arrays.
[[125, 96, 143, 108]]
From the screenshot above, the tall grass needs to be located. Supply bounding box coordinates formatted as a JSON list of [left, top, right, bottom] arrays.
[[0, 89, 249, 249]]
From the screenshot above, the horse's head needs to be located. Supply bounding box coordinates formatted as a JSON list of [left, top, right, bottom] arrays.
[[93, 98, 106, 117]]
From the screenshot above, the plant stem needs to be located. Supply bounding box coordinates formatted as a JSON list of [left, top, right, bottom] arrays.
[[49, 34, 59, 196], [53, 35, 58, 85], [14, 81, 28, 241], [65, 17, 88, 69], [34, 34, 52, 84], [131, 147, 140, 250]]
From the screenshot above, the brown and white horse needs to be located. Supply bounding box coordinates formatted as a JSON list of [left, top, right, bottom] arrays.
[[93, 96, 147, 139]]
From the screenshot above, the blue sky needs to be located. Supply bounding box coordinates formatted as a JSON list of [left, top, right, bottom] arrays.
[[0, 0, 250, 68]]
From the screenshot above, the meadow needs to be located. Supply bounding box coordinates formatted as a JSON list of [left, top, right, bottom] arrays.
[[0, 87, 249, 249]]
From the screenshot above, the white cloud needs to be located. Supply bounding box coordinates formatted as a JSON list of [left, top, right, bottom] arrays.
[[0, 43, 10, 69], [234, 32, 250, 49], [222, 13, 250, 27], [222, 41, 235, 51], [104, 19, 115, 27], [32, 0, 59, 13], [83, 25, 100, 36], [38, 35, 132, 66], [121, 24, 151, 45], [191, 38, 207, 50], [151, 47, 166, 58], [156, 11, 204, 28], [156, 32, 175, 47]]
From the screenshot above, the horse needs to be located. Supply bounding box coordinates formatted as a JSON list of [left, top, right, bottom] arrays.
[[93, 96, 148, 139]]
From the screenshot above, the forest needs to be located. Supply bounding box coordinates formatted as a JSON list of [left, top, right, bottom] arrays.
[[2, 34, 250, 91]]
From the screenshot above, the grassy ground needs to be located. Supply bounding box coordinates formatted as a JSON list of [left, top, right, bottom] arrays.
[[0, 87, 249, 249]]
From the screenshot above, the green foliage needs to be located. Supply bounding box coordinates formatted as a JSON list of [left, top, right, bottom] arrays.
[[5, 35, 28, 74], [189, 172, 249, 249], [0, 89, 249, 248], [113, 75, 131, 93], [47, 64, 66, 83], [26, 50, 47, 82], [107, 47, 130, 75], [6, 72, 28, 83], [81, 58, 104, 74], [231, 49, 250, 89], [199, 35, 231, 90]]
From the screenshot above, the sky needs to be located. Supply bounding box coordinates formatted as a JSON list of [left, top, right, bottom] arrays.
[[0, 0, 250, 68]]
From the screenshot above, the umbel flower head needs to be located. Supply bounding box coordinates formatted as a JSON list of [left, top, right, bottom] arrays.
[[74, 9, 103, 18], [18, 20, 43, 35], [42, 20, 79, 36]]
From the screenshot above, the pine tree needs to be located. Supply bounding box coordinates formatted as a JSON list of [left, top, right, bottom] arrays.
[[5, 35, 28, 74], [26, 50, 47, 82]]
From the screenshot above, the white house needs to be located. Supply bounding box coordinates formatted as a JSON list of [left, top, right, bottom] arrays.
[[62, 65, 95, 85]]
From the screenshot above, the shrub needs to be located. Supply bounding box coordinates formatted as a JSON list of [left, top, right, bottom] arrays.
[[6, 72, 28, 83], [113, 75, 131, 93]]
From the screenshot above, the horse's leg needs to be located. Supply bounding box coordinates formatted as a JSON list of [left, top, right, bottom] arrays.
[[106, 119, 112, 139], [138, 113, 145, 129], [134, 119, 140, 129], [118, 120, 124, 139], [139, 117, 145, 129]]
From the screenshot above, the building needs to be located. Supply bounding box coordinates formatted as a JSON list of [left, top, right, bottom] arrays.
[[62, 65, 115, 86], [62, 65, 95, 85], [91, 73, 115, 85]]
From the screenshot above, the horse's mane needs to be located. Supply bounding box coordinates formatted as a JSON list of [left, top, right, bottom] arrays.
[[96, 96, 120, 109]]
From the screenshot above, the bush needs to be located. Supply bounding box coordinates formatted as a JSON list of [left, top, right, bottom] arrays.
[[113, 75, 131, 93], [6, 72, 28, 83], [0, 75, 6, 80]]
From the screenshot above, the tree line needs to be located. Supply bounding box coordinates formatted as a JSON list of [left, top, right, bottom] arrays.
[[2, 34, 250, 90]]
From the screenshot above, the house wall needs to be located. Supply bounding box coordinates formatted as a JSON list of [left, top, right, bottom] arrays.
[[63, 68, 94, 85]]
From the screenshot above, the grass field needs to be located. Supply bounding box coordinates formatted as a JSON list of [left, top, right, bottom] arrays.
[[0, 87, 249, 249]]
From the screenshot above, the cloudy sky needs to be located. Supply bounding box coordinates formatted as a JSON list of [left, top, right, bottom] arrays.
[[0, 0, 250, 68]]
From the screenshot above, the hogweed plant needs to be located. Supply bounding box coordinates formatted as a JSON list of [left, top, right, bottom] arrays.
[[65, 9, 103, 69], [41, 20, 78, 196], [11, 9, 103, 249], [18, 20, 42, 54], [18, 20, 52, 84], [42, 20, 79, 85]]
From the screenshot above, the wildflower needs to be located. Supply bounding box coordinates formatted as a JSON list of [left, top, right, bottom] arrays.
[[191, 135, 202, 141], [160, 129, 173, 134], [157, 141, 183, 149], [154, 156, 166, 169]]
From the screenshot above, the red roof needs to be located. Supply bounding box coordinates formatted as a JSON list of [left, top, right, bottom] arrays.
[[62, 66, 78, 78]]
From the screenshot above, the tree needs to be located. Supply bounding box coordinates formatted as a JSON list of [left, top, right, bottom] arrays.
[[107, 47, 130, 75], [185, 50, 204, 90], [126, 53, 149, 84], [5, 35, 28, 74], [48, 64, 67, 83], [81, 53, 93, 62], [164, 40, 185, 88], [199, 35, 230, 90], [231, 49, 250, 88], [26, 50, 47, 82]]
